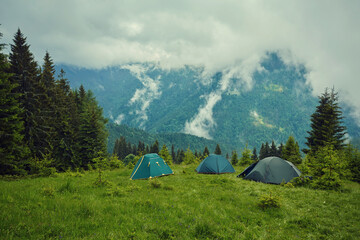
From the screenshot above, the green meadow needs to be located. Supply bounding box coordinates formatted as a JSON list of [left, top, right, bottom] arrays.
[[1, 165, 359, 240]]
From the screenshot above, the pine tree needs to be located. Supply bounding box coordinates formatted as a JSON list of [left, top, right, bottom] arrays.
[[203, 146, 210, 158], [214, 144, 222, 155], [270, 140, 277, 157], [231, 150, 238, 166], [304, 88, 347, 154], [251, 147, 258, 162], [150, 140, 159, 153], [0, 31, 28, 175], [77, 89, 108, 168], [264, 142, 270, 158], [277, 143, 284, 158], [183, 147, 195, 165], [240, 145, 252, 166], [8, 29, 55, 161], [159, 144, 172, 165], [53, 69, 78, 170], [171, 144, 176, 162], [259, 143, 266, 160], [8, 29, 44, 159], [282, 136, 302, 165]]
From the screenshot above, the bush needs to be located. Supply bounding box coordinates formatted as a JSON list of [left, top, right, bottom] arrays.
[[258, 192, 281, 209], [108, 155, 124, 169], [149, 178, 162, 188], [311, 170, 342, 191], [42, 186, 56, 198], [291, 175, 312, 187]]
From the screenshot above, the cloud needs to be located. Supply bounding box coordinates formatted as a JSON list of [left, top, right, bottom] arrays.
[[123, 64, 162, 128], [184, 57, 262, 138], [1, 0, 360, 120]]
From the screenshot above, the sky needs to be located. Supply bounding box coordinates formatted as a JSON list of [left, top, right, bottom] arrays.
[[1, 0, 360, 123]]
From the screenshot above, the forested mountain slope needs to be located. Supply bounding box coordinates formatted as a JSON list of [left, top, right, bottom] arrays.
[[57, 53, 360, 152]]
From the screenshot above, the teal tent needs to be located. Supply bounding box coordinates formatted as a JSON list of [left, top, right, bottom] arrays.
[[196, 154, 235, 174], [130, 153, 174, 180], [238, 156, 301, 184]]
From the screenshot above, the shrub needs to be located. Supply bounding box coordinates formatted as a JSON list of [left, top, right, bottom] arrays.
[[106, 185, 125, 197], [311, 170, 342, 191], [42, 186, 56, 198], [149, 178, 162, 188], [58, 180, 77, 193], [258, 192, 281, 209], [108, 155, 124, 169], [291, 175, 312, 187], [194, 223, 214, 239]]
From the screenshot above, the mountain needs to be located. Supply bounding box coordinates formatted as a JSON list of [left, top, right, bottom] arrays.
[[55, 52, 360, 153]]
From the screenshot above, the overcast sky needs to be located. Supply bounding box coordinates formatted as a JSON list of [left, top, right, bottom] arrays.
[[1, 0, 360, 121]]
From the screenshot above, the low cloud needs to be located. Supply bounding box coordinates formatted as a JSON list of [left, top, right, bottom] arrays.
[[123, 64, 162, 128], [1, 0, 359, 122]]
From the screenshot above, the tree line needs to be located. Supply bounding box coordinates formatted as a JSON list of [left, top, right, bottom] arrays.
[[0, 29, 108, 176]]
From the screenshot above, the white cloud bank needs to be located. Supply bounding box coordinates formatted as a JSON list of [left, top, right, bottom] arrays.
[[123, 64, 162, 128], [1, 0, 360, 121]]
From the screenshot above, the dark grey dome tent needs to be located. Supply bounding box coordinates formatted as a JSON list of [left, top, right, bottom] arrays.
[[196, 154, 235, 174], [237, 156, 301, 184]]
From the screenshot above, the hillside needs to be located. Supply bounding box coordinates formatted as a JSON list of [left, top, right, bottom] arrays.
[[56, 53, 360, 151], [1, 166, 359, 239]]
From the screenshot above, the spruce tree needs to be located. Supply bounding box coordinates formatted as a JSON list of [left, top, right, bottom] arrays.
[[77, 89, 108, 168], [150, 140, 159, 153], [203, 146, 210, 158], [251, 147, 258, 162], [0, 31, 28, 175], [53, 69, 78, 170], [214, 144, 222, 155], [259, 143, 266, 160], [9, 29, 51, 159], [304, 88, 347, 154], [282, 136, 302, 165], [270, 140, 277, 157], [231, 150, 238, 166], [159, 144, 172, 165]]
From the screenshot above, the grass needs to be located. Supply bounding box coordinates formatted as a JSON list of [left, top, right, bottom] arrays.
[[0, 165, 359, 239]]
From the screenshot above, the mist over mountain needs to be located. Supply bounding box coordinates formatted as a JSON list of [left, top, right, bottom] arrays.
[[56, 53, 360, 153]]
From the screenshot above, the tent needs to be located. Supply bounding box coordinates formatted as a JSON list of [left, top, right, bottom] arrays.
[[196, 154, 235, 174], [237, 156, 301, 184], [130, 153, 174, 180]]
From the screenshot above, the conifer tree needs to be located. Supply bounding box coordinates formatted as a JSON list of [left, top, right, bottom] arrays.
[[159, 144, 172, 165], [270, 140, 277, 156], [277, 143, 284, 158], [150, 139, 159, 153], [240, 145, 252, 166], [53, 69, 78, 170], [264, 142, 270, 158], [231, 150, 238, 166], [282, 136, 302, 165], [304, 88, 347, 154], [0, 31, 28, 175], [203, 146, 210, 158], [251, 147, 258, 162], [77, 89, 108, 168], [171, 144, 176, 162], [259, 143, 266, 160], [214, 144, 222, 155]]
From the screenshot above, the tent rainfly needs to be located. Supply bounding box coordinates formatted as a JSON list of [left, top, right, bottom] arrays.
[[238, 156, 301, 184], [130, 153, 173, 180], [196, 154, 235, 174]]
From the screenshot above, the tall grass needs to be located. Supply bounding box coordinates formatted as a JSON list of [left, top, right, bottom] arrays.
[[0, 165, 359, 239]]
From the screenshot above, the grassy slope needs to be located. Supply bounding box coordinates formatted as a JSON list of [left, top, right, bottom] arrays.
[[0, 166, 359, 239]]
